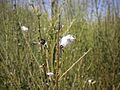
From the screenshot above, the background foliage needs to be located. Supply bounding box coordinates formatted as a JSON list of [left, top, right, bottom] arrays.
[[0, 0, 120, 89]]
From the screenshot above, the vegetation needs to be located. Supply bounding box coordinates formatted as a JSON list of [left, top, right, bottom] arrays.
[[0, 0, 120, 90]]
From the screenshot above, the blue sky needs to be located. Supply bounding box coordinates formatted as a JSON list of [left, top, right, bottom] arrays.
[[12, 0, 120, 19]]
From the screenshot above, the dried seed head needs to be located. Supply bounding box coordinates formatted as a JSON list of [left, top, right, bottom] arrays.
[[38, 37, 47, 46]]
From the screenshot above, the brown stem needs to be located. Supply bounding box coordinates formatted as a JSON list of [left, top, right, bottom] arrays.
[[55, 14, 61, 90]]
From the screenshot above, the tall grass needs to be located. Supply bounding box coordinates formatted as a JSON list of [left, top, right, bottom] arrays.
[[0, 0, 120, 90]]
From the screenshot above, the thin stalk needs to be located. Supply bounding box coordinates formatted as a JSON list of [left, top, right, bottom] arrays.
[[63, 18, 76, 35], [22, 32, 40, 67], [42, 0, 48, 14], [38, 15, 42, 38], [55, 14, 61, 90], [59, 48, 92, 81], [45, 49, 50, 72]]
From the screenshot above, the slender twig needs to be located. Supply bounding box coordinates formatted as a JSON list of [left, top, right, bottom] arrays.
[[42, 0, 48, 14], [63, 18, 76, 35], [22, 32, 40, 66], [58, 48, 92, 81], [55, 14, 61, 90], [45, 49, 50, 72], [37, 14, 42, 38]]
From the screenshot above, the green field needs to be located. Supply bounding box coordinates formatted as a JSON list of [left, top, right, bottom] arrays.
[[0, 0, 120, 90]]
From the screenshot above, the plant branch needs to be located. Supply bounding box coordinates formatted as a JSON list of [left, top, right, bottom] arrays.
[[59, 48, 92, 81]]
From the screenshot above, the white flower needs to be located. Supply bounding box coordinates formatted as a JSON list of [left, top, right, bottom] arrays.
[[88, 79, 96, 85], [32, 42, 38, 45], [46, 72, 54, 76], [60, 34, 75, 47], [88, 79, 93, 83], [21, 26, 29, 31], [61, 25, 64, 28], [9, 72, 13, 76], [59, 24, 64, 29]]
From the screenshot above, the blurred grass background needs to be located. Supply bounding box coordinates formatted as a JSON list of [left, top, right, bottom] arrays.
[[0, 0, 120, 90]]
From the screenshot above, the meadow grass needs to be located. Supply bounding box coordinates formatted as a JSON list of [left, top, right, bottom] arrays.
[[0, 0, 120, 90]]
